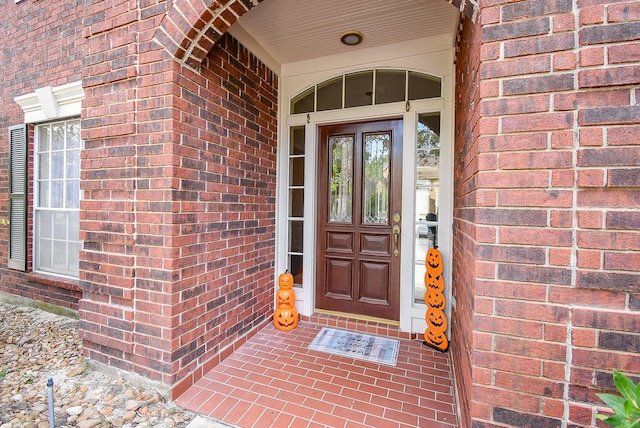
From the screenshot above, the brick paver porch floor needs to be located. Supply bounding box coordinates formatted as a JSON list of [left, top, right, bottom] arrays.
[[175, 318, 459, 428]]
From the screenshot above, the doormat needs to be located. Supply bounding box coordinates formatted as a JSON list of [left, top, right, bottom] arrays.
[[308, 327, 400, 366]]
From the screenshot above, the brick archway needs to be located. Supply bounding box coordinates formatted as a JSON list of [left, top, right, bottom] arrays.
[[154, 0, 478, 69]]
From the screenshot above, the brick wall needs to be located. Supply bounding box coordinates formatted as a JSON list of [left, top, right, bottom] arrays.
[[452, 14, 483, 428], [0, 0, 85, 308], [456, 0, 640, 426], [79, 0, 278, 393]]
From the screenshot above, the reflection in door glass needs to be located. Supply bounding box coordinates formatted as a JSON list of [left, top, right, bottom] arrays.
[[329, 136, 353, 223], [415, 113, 441, 304], [363, 133, 390, 224]]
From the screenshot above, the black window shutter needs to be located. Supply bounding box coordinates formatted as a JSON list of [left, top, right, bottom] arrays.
[[8, 124, 27, 271]]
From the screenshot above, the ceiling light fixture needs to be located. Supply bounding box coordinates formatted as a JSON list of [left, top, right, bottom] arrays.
[[340, 31, 363, 46]]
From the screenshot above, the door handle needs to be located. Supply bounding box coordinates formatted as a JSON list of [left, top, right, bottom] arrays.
[[393, 225, 400, 256]]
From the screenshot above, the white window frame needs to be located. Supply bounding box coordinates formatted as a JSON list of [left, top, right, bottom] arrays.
[[33, 119, 82, 278]]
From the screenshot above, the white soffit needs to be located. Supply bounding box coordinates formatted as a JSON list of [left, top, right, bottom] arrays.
[[14, 81, 84, 123], [234, 0, 460, 66]]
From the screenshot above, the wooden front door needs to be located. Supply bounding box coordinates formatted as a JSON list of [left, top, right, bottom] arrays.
[[316, 119, 403, 321]]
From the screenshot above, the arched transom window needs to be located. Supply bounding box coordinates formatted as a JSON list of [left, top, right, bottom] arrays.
[[290, 69, 441, 115]]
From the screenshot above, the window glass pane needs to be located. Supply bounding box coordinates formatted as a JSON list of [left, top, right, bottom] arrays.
[[363, 133, 390, 225], [375, 70, 406, 104], [415, 112, 441, 304], [50, 181, 64, 208], [51, 152, 64, 179], [66, 150, 80, 179], [52, 124, 65, 150], [289, 157, 305, 186], [289, 220, 304, 253], [291, 87, 314, 114], [67, 121, 81, 149], [38, 211, 53, 239], [66, 181, 80, 208], [329, 136, 353, 222], [39, 240, 52, 269], [345, 71, 373, 108], [317, 76, 343, 112], [68, 211, 80, 241], [53, 212, 67, 240], [38, 125, 50, 152], [38, 182, 50, 207], [289, 254, 303, 287], [408, 72, 441, 100], [289, 189, 304, 217], [290, 126, 305, 155], [39, 153, 50, 179], [53, 240, 67, 271], [68, 242, 81, 276], [70, 242, 81, 273]]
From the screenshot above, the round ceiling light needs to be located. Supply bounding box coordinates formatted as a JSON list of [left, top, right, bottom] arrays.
[[340, 31, 363, 46]]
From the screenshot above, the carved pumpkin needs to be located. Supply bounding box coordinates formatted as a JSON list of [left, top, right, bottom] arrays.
[[276, 288, 296, 308], [426, 248, 443, 275], [426, 291, 446, 309], [424, 328, 449, 352], [427, 309, 448, 331], [424, 270, 444, 292], [274, 307, 298, 331], [279, 271, 294, 290]]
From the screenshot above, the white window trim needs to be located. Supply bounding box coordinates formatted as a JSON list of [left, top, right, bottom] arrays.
[[14, 81, 84, 123]]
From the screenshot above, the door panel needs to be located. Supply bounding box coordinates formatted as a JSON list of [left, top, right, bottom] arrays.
[[316, 119, 402, 320]]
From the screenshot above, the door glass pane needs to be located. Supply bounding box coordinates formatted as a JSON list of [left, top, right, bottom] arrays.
[[375, 70, 406, 104], [363, 132, 390, 224], [289, 254, 303, 287], [290, 126, 305, 155], [289, 157, 305, 186], [329, 136, 353, 223], [317, 76, 343, 111], [289, 188, 304, 217], [345, 71, 373, 108], [289, 220, 304, 253], [415, 113, 441, 304]]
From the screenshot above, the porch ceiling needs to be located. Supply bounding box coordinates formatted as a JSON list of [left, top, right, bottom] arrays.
[[235, 0, 460, 65]]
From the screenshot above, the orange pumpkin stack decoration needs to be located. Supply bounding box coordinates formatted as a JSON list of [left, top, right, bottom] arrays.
[[274, 271, 298, 331], [423, 247, 449, 352]]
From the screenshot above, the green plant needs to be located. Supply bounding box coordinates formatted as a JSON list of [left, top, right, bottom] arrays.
[[597, 370, 640, 427]]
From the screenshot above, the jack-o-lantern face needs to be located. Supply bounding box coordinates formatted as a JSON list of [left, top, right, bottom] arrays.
[[276, 288, 296, 308], [424, 328, 449, 352], [427, 309, 448, 330], [274, 307, 298, 331], [426, 248, 443, 275], [279, 271, 294, 290], [426, 291, 446, 309], [424, 270, 444, 292]]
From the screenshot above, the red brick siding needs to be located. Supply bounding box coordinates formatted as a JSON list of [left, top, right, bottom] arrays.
[[0, 0, 84, 308], [462, 0, 640, 426], [79, 0, 277, 392], [452, 14, 483, 428]]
